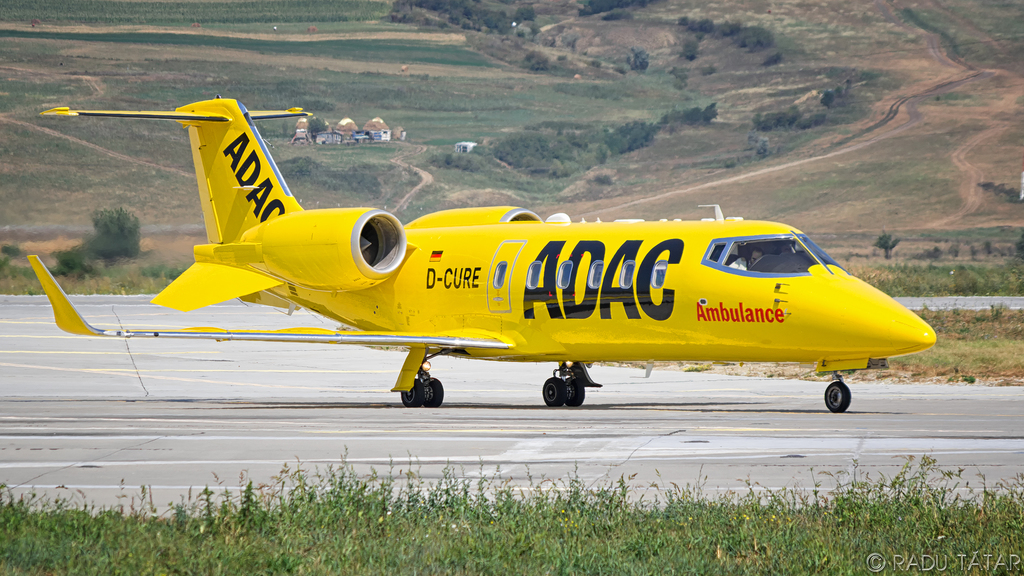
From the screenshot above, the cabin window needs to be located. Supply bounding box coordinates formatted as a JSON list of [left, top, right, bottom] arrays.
[[525, 261, 542, 290], [707, 243, 726, 263], [619, 260, 635, 289], [492, 261, 507, 289], [556, 261, 573, 290], [651, 260, 669, 289], [587, 261, 604, 290], [722, 238, 816, 274]]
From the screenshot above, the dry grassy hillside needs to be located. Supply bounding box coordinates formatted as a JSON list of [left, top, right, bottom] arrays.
[[0, 0, 1022, 257]]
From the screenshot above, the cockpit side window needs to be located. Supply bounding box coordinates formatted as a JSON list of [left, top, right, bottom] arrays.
[[707, 243, 726, 263], [704, 235, 822, 277], [797, 234, 847, 273]]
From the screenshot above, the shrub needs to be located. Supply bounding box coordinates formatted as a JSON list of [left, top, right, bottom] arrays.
[[752, 106, 803, 131], [87, 207, 140, 262], [592, 174, 613, 185], [687, 18, 714, 33], [735, 25, 774, 51], [718, 21, 742, 36], [762, 52, 783, 66], [700, 64, 716, 75], [513, 6, 535, 21], [431, 152, 486, 172], [681, 39, 699, 61], [494, 132, 553, 169], [1, 244, 20, 257], [579, 0, 652, 17], [676, 16, 689, 26], [669, 66, 688, 88], [820, 89, 835, 108], [605, 121, 657, 154], [524, 51, 550, 72], [51, 247, 93, 277], [660, 103, 717, 126], [589, 59, 602, 68], [602, 8, 632, 20], [626, 46, 649, 71], [795, 112, 827, 129]]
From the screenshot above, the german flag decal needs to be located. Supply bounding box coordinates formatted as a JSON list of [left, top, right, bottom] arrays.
[[430, 250, 443, 262]]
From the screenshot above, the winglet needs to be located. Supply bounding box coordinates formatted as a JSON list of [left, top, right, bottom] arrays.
[[27, 255, 102, 336], [40, 107, 75, 117]]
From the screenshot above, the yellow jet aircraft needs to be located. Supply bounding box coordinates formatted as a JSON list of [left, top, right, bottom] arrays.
[[30, 97, 935, 413]]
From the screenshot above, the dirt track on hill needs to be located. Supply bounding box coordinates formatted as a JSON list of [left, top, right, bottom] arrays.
[[390, 144, 433, 212], [0, 115, 192, 178], [582, 0, 1004, 223]]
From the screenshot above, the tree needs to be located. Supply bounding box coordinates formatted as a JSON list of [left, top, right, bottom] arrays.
[[701, 102, 718, 123], [88, 207, 140, 261], [626, 46, 649, 71], [307, 116, 329, 138], [874, 231, 901, 260]]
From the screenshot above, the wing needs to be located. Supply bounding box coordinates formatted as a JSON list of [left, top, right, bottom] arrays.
[[27, 256, 511, 351]]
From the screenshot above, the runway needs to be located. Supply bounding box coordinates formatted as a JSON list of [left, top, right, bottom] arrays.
[[1, 295, 1022, 508]]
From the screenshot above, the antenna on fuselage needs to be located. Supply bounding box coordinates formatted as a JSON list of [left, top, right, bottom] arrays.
[[698, 204, 725, 222]]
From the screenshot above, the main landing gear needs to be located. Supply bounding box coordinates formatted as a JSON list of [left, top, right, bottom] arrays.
[[824, 372, 851, 413], [401, 364, 444, 408], [542, 362, 599, 407]]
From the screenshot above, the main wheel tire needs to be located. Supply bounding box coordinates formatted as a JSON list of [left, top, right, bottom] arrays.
[[423, 378, 444, 408], [401, 380, 425, 408], [824, 380, 851, 413], [565, 378, 586, 407], [542, 377, 567, 407]]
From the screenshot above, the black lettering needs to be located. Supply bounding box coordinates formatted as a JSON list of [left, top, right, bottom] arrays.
[[600, 240, 643, 320], [636, 239, 684, 321], [236, 150, 261, 187], [444, 268, 453, 289], [453, 268, 462, 289], [245, 178, 273, 217], [523, 240, 565, 320], [259, 199, 285, 222], [426, 268, 436, 289], [562, 241, 605, 320], [222, 133, 249, 171], [463, 268, 472, 289], [472, 267, 481, 288]]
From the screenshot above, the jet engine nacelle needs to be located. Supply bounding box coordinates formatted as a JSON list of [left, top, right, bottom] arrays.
[[246, 208, 407, 291]]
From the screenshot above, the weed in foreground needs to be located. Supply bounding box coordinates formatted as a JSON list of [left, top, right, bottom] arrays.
[[1, 456, 1022, 574]]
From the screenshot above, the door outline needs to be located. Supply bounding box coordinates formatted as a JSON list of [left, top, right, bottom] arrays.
[[487, 240, 527, 313]]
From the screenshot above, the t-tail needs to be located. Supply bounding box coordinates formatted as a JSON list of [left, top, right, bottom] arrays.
[[41, 98, 307, 244]]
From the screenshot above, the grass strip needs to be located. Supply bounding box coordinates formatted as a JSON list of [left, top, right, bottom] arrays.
[[2, 456, 1022, 574], [0, 0, 389, 25], [0, 30, 494, 67]]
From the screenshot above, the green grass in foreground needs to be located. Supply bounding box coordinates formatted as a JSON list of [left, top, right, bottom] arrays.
[[2, 457, 1022, 574], [0, 30, 492, 67], [851, 263, 1024, 296]]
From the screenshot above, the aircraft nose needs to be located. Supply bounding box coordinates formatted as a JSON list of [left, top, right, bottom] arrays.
[[890, 311, 936, 354]]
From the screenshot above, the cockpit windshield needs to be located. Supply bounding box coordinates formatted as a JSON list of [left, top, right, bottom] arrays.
[[704, 234, 836, 277]]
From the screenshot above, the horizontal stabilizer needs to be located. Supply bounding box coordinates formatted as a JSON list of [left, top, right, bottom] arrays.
[[152, 262, 283, 312]]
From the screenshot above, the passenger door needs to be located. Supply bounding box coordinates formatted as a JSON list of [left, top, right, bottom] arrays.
[[487, 240, 526, 313]]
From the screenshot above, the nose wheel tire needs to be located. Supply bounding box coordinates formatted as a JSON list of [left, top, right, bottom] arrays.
[[423, 378, 444, 408], [565, 378, 586, 407], [824, 380, 851, 413], [401, 380, 425, 408], [543, 377, 567, 407]]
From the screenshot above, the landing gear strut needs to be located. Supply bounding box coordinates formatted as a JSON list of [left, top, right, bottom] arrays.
[[401, 363, 444, 408], [542, 363, 592, 407], [824, 372, 851, 413]]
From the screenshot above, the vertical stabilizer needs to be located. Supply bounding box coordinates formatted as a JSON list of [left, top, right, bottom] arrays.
[[178, 99, 304, 243]]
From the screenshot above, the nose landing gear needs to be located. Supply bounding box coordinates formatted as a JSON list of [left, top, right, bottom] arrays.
[[824, 372, 851, 413], [542, 363, 593, 407]]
